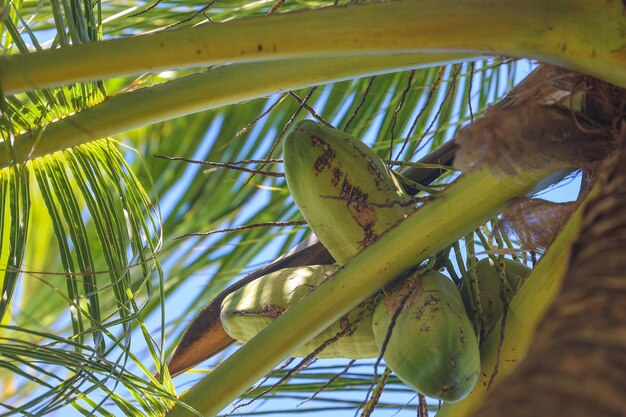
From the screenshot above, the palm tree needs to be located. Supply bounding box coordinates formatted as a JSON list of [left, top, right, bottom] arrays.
[[0, 1, 624, 416]]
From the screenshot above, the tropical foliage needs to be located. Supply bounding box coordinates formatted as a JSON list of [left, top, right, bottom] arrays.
[[1, 0, 623, 416]]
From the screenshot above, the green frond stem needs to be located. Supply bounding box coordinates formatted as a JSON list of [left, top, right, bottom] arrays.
[[0, 54, 469, 167], [435, 185, 596, 417], [1, 0, 623, 94], [166, 167, 563, 417]]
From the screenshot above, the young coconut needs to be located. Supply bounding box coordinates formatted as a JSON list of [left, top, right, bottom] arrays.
[[461, 257, 531, 336], [283, 120, 414, 264], [372, 270, 480, 402], [221, 265, 379, 359]]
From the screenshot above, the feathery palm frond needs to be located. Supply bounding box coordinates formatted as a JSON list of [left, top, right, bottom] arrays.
[[1, 2, 173, 414]]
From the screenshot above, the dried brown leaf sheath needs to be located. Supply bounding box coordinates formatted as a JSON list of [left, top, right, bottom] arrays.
[[454, 65, 625, 176], [453, 104, 612, 176], [498, 198, 577, 251]]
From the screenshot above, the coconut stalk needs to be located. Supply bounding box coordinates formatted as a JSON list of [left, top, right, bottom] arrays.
[[1, 0, 624, 93], [166, 166, 560, 417], [0, 53, 467, 167]]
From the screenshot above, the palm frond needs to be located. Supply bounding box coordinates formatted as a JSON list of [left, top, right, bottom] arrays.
[[1, 1, 173, 413], [0, 325, 175, 416], [0, 138, 170, 412]]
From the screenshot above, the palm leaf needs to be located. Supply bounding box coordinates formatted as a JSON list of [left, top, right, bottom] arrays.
[[0, 1, 173, 414]]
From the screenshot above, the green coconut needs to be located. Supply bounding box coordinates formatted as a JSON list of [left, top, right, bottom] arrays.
[[372, 270, 480, 402]]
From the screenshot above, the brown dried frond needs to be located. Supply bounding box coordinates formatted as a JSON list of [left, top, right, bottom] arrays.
[[172, 220, 306, 240], [497, 198, 578, 251], [299, 359, 356, 405], [360, 367, 392, 417]]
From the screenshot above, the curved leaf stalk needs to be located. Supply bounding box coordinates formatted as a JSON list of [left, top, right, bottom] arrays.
[[0, 54, 468, 168], [166, 167, 562, 417], [1, 0, 624, 94], [435, 185, 596, 417]]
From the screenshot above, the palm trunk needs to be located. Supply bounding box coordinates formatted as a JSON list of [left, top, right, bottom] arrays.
[[474, 124, 626, 417]]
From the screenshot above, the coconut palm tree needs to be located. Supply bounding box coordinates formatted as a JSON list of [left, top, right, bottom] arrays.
[[0, 1, 624, 416]]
